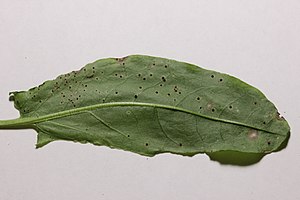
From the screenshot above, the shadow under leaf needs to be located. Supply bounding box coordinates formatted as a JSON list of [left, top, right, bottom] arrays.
[[207, 151, 266, 166]]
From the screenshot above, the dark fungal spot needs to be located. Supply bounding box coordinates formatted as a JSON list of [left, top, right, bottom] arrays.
[[197, 97, 200, 100], [85, 85, 88, 87], [173, 99, 177, 101], [211, 75, 214, 78], [167, 93, 171, 96], [263, 121, 266, 124], [160, 84, 163, 87], [150, 73, 153, 77], [179, 143, 183, 147], [161, 76, 166, 82], [200, 106, 202, 109], [145, 143, 149, 146], [138, 74, 141, 77], [229, 105, 233, 109], [179, 91, 182, 94], [254, 102, 257, 105], [267, 141, 271, 145], [143, 77, 146, 80], [115, 74, 118, 76], [155, 91, 158, 94], [134, 95, 138, 99], [165, 65, 168, 68], [139, 86, 142, 89], [127, 135, 130, 138], [115, 92, 118, 95], [153, 63, 155, 66], [120, 75, 123, 78], [212, 108, 215, 112], [219, 78, 223, 82]]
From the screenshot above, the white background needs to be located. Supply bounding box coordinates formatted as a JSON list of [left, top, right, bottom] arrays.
[[0, 1, 299, 199]]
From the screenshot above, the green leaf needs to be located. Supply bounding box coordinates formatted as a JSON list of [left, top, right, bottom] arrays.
[[0, 55, 290, 158]]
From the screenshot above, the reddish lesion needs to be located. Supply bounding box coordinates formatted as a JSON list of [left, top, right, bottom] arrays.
[[115, 56, 128, 63], [276, 112, 285, 120]]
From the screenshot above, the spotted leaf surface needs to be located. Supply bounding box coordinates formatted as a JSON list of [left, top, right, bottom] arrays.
[[0, 55, 290, 157]]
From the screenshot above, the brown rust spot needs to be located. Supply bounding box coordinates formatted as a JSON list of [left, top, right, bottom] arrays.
[[207, 103, 213, 110], [276, 112, 285, 120], [115, 56, 128, 63], [248, 129, 258, 140]]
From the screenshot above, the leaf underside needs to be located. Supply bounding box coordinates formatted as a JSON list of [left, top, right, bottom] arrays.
[[6, 55, 290, 157]]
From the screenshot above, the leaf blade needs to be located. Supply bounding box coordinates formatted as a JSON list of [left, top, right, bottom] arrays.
[[2, 55, 290, 157]]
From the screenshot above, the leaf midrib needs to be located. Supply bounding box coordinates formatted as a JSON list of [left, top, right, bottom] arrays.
[[0, 102, 283, 135]]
